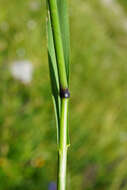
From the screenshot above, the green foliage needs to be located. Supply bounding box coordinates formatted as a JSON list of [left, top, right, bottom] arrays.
[[0, 0, 127, 190]]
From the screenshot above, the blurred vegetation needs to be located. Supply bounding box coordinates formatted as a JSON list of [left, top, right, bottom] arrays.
[[0, 0, 127, 189]]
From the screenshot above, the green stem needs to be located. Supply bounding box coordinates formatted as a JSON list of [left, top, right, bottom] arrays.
[[58, 98, 68, 190], [48, 0, 68, 89], [47, 0, 70, 189]]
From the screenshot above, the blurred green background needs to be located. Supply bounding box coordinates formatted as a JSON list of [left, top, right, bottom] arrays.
[[0, 0, 127, 189]]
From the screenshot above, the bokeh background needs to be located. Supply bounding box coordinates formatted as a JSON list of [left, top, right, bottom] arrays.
[[0, 0, 127, 189]]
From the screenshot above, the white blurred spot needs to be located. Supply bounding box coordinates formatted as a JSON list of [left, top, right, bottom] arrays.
[[101, 0, 121, 13], [101, 0, 127, 32], [10, 60, 33, 84], [29, 1, 40, 11], [101, 0, 114, 6]]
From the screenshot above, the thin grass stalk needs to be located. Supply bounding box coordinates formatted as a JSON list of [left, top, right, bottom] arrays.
[[47, 0, 70, 189], [58, 98, 68, 190]]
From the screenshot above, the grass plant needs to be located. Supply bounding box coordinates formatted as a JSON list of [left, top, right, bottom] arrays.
[[1, 0, 127, 189], [47, 0, 70, 189]]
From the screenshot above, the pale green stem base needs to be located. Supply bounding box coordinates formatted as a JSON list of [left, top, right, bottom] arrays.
[[57, 98, 68, 190]]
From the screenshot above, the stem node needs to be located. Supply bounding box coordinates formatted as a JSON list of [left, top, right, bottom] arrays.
[[60, 88, 70, 99]]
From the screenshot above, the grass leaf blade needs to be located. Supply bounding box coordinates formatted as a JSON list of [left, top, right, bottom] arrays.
[[47, 11, 61, 144], [57, 0, 70, 82]]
